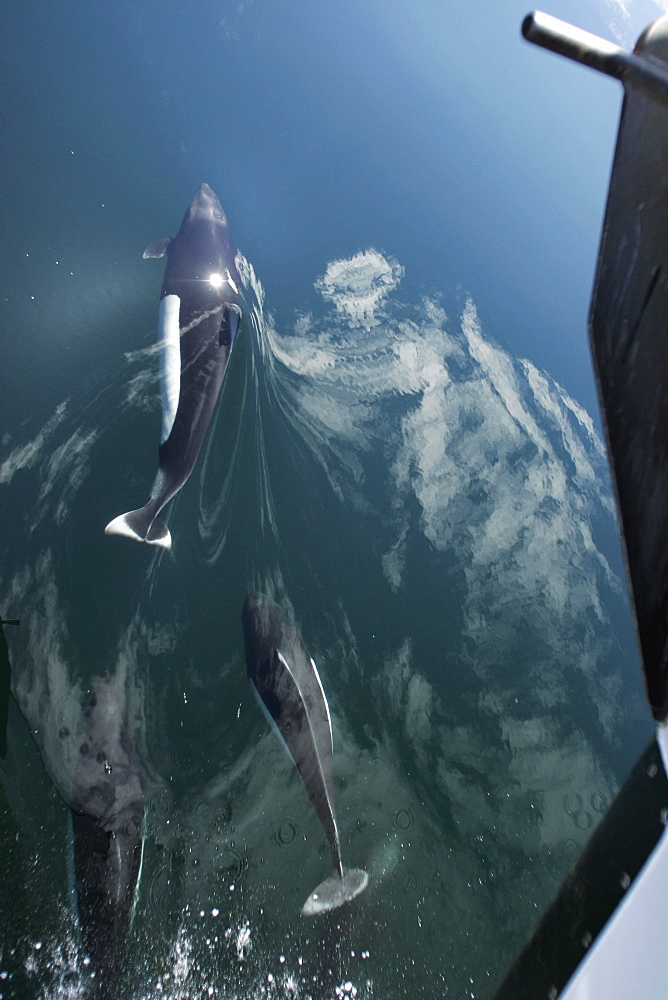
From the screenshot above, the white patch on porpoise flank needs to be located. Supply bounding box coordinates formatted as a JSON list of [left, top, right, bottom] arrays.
[[158, 294, 181, 444]]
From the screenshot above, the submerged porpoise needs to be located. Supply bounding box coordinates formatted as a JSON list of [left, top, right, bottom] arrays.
[[0, 616, 19, 759], [242, 593, 368, 916], [105, 183, 241, 550], [67, 674, 145, 999]]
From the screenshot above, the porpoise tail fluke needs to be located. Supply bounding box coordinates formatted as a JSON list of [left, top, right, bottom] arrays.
[[302, 868, 368, 917], [105, 506, 171, 550], [242, 593, 368, 916]]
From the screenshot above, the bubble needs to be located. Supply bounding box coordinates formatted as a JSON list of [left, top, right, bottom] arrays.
[[121, 816, 141, 839], [560, 839, 579, 863], [148, 788, 172, 820], [563, 792, 592, 831], [573, 809, 593, 832], [273, 819, 298, 848], [148, 863, 183, 916], [563, 792, 582, 815], [194, 800, 213, 828], [215, 844, 247, 883], [590, 791, 607, 814], [393, 808, 414, 831], [213, 803, 233, 831], [269, 749, 287, 777]]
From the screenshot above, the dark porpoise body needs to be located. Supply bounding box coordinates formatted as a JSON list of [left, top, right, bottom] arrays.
[[67, 674, 145, 1000], [242, 593, 368, 915], [105, 183, 241, 550], [0, 616, 19, 759]]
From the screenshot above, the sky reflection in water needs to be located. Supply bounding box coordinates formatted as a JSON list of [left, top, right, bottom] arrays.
[[0, 245, 652, 998]]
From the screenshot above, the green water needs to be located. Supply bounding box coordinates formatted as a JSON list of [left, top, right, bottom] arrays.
[[0, 1, 656, 997]]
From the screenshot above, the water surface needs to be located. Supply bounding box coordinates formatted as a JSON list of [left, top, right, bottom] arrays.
[[0, 2, 657, 998]]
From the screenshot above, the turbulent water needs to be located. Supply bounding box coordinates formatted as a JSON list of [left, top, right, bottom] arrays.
[[0, 243, 653, 999]]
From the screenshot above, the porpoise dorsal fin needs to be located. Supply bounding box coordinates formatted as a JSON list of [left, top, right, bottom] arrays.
[[219, 303, 241, 348], [142, 237, 172, 259]]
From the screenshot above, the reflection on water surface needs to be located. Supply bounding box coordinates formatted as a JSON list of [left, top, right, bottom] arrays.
[[0, 242, 652, 998]]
